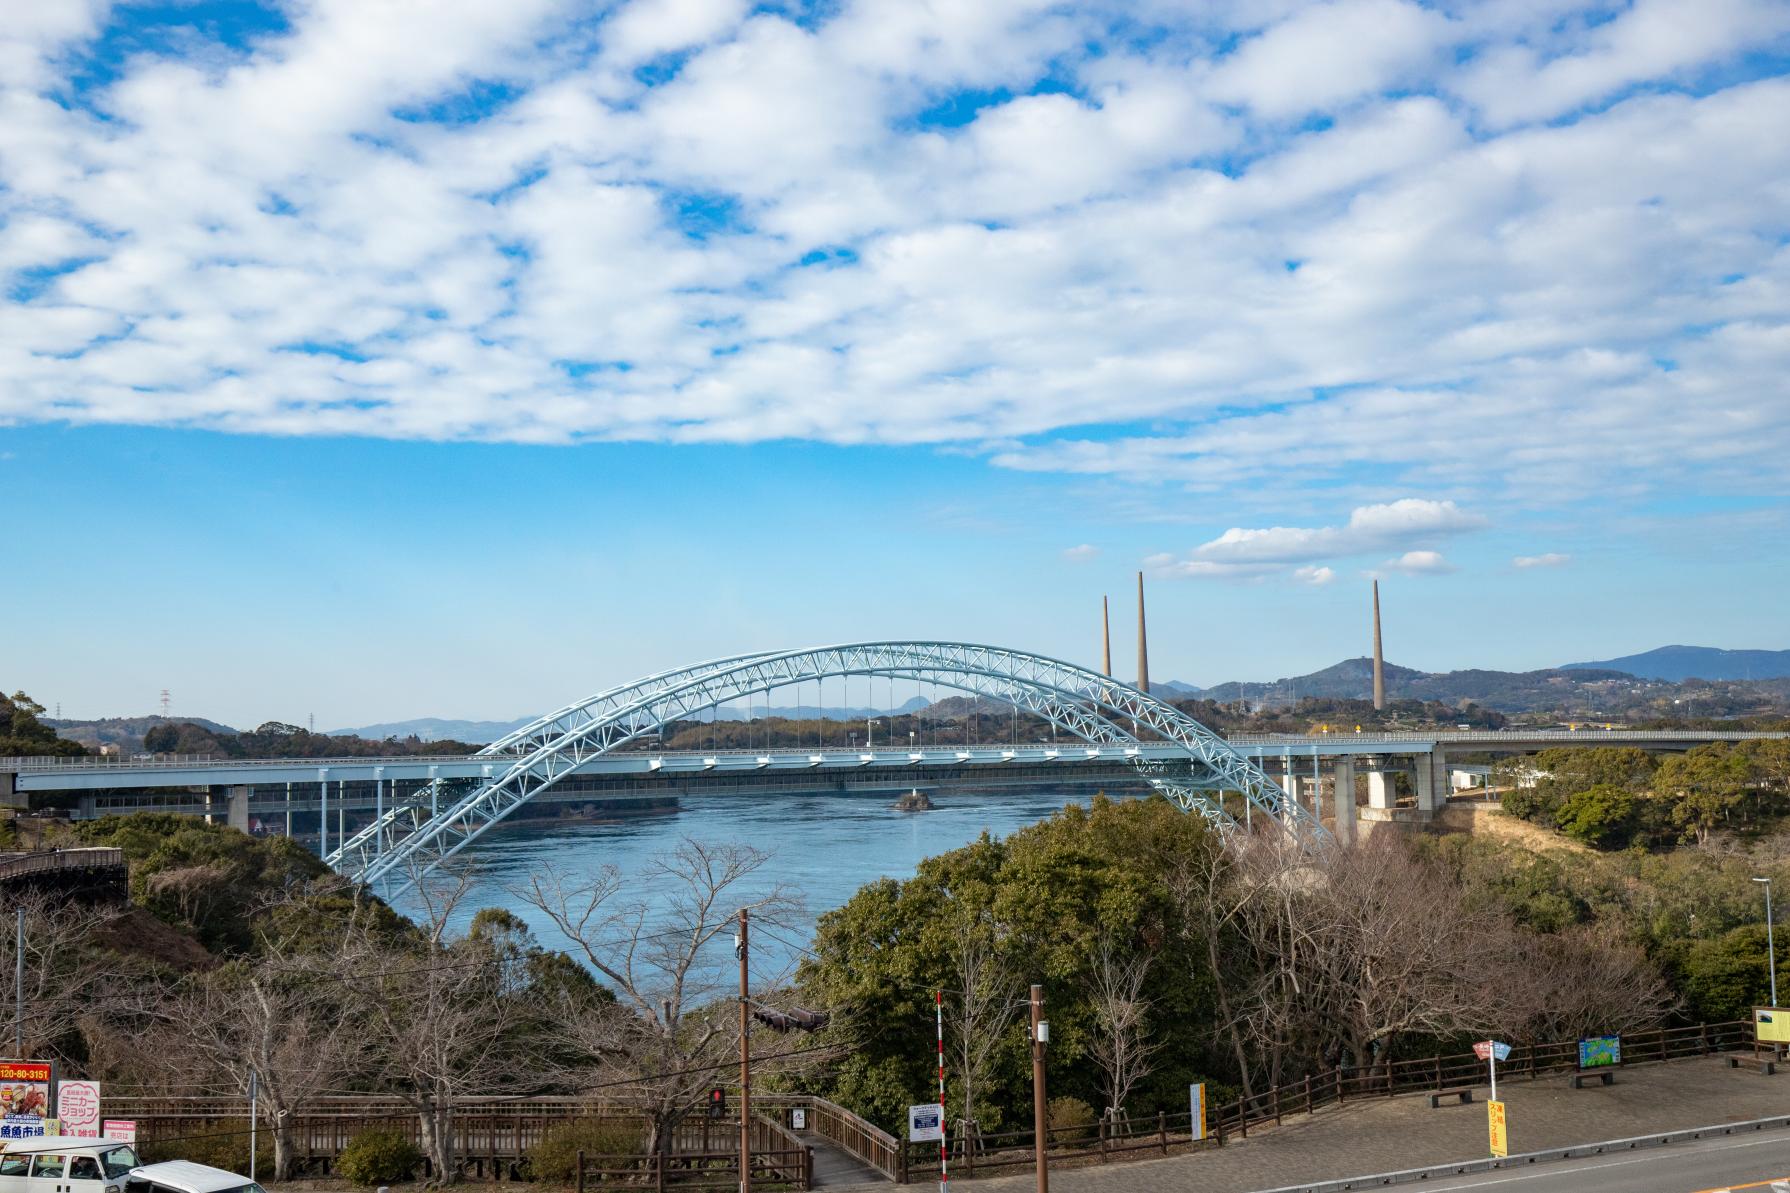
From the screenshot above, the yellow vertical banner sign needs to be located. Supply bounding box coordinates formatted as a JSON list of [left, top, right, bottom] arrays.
[[1487, 1100, 1507, 1158]]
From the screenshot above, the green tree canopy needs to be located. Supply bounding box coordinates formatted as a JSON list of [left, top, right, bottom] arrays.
[[0, 691, 84, 757]]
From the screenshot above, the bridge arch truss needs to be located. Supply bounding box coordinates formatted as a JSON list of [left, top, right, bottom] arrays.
[[328, 642, 1321, 890]]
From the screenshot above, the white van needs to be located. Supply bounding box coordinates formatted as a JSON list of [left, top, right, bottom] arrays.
[[0, 1136, 141, 1193], [124, 1161, 261, 1193]]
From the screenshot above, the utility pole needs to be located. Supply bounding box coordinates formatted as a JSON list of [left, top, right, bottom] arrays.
[[13, 907, 23, 1057], [248, 1069, 258, 1182], [1030, 984, 1049, 1193], [738, 907, 752, 1193]]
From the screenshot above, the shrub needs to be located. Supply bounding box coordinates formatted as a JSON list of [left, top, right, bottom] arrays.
[[528, 1119, 644, 1184], [140, 1132, 273, 1175], [336, 1127, 423, 1186], [1045, 1096, 1097, 1143]]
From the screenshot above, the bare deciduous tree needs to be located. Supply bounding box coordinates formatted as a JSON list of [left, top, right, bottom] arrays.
[[343, 870, 545, 1182], [1497, 923, 1677, 1044], [0, 890, 122, 1063], [1085, 933, 1161, 1122], [941, 908, 1021, 1138], [515, 839, 801, 1163], [155, 935, 365, 1179]]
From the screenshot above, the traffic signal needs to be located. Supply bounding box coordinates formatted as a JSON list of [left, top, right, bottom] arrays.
[[708, 1088, 727, 1119]]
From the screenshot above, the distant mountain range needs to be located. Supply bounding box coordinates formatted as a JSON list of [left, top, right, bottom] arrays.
[[62, 645, 1783, 749], [1179, 657, 1648, 713], [47, 714, 239, 753], [1560, 645, 1790, 683], [325, 716, 538, 743]]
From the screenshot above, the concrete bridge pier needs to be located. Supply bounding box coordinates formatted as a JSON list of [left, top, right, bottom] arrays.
[[1332, 755, 1356, 846], [1414, 748, 1448, 817], [1365, 760, 1396, 811], [203, 785, 253, 831]]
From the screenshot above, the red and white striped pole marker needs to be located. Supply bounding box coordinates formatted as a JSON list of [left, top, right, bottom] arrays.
[[937, 990, 950, 1193]]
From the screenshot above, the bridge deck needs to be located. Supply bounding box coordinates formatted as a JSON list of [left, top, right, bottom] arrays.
[[5, 729, 1782, 794]]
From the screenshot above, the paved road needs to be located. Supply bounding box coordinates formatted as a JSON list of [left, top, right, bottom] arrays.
[[1408, 1133, 1790, 1192]]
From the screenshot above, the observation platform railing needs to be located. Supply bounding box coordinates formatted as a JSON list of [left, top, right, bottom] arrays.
[[892, 1019, 1754, 1182]]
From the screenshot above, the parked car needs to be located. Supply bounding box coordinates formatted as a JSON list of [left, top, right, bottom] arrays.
[[125, 1162, 262, 1193], [0, 1135, 141, 1193]]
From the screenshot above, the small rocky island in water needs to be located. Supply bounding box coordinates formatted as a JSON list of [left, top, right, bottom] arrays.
[[892, 790, 934, 812]]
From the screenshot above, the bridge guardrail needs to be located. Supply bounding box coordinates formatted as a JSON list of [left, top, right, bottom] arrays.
[[13, 728, 1785, 771], [1227, 729, 1789, 743]]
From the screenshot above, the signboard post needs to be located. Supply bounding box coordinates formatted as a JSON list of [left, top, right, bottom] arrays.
[[100, 1120, 136, 1143], [1188, 1083, 1207, 1142], [1472, 1040, 1510, 1100], [56, 1081, 100, 1138], [1473, 1040, 1511, 1156], [1577, 1036, 1621, 1070]]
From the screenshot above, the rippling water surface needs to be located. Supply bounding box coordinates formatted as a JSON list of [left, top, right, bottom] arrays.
[[398, 783, 1131, 986]]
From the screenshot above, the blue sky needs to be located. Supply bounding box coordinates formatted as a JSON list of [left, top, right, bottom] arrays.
[[4, 0, 1789, 728]]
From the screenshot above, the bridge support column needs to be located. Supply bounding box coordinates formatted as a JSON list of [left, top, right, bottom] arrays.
[[1332, 756, 1356, 847], [1414, 748, 1446, 817], [1366, 762, 1395, 810], [0, 771, 20, 811], [228, 785, 251, 833]]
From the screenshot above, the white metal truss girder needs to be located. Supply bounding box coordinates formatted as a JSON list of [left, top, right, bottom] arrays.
[[328, 642, 1322, 891]]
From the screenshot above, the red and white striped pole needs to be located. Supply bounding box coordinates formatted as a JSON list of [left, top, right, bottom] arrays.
[[936, 990, 949, 1193]]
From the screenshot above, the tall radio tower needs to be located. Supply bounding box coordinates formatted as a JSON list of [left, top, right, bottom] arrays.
[[159, 689, 171, 719]]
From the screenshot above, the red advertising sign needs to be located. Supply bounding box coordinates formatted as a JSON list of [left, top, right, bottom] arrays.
[[0, 1062, 52, 1120], [1472, 1041, 1493, 1061]]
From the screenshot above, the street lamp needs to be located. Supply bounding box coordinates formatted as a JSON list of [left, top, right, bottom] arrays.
[[1756, 877, 1778, 1009]]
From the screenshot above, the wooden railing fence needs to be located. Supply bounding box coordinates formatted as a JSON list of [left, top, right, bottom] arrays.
[[98, 1020, 1754, 1185], [892, 1019, 1754, 1182]]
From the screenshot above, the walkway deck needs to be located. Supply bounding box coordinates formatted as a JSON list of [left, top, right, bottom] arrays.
[[829, 1054, 1790, 1192]]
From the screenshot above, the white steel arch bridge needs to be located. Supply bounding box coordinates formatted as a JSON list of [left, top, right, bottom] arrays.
[[326, 642, 1322, 890]]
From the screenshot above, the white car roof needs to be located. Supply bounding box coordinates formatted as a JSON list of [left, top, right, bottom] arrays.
[[0, 1137, 134, 1153], [129, 1160, 252, 1193]]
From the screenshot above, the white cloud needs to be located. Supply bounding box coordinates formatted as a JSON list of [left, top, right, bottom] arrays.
[[1453, 0, 1790, 128], [0, 0, 1784, 535], [1208, 0, 1454, 118], [1151, 498, 1481, 581], [1380, 549, 1454, 575], [1513, 552, 1571, 569], [1193, 499, 1485, 564], [1061, 543, 1100, 562]]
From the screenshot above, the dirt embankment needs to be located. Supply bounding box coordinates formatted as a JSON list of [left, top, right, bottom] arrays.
[[90, 906, 215, 971], [1431, 799, 1593, 855]]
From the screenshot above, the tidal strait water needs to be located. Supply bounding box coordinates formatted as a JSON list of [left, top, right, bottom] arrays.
[[399, 784, 1124, 990]]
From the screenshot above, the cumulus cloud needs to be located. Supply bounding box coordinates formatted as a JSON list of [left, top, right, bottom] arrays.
[[1514, 552, 1572, 569], [1380, 550, 1455, 575], [1061, 543, 1100, 562], [0, 0, 1785, 528], [1192, 499, 1484, 565], [1151, 498, 1481, 581]]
